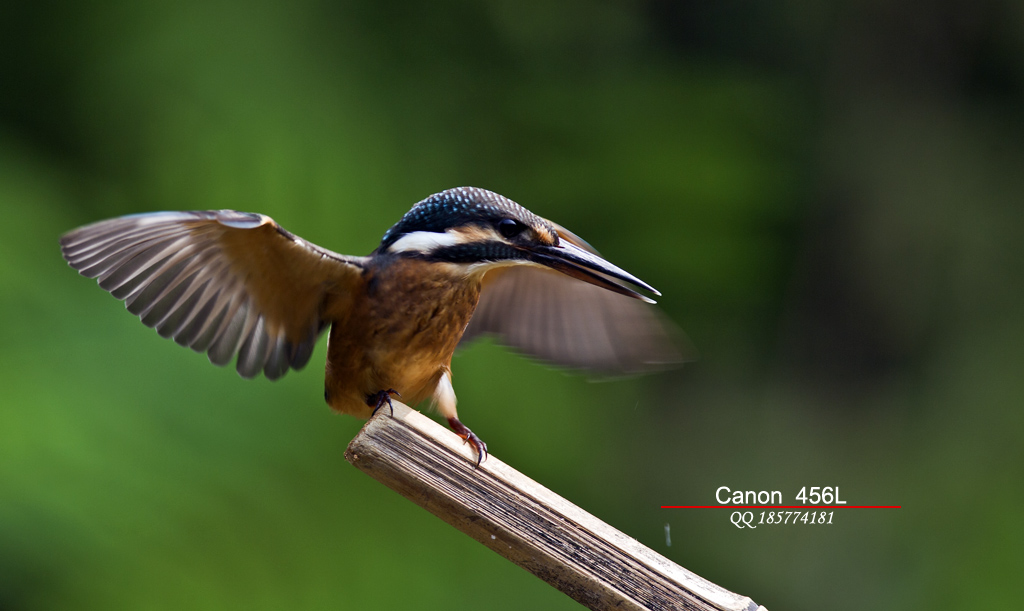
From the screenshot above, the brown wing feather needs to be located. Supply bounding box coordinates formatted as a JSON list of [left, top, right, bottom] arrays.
[[60, 210, 366, 380], [461, 226, 688, 374]]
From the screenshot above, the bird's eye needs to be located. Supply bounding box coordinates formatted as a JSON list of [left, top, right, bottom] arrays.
[[497, 218, 525, 239]]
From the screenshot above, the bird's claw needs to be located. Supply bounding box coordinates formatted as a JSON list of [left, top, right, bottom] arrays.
[[465, 432, 488, 467], [369, 389, 401, 417], [447, 417, 488, 466]]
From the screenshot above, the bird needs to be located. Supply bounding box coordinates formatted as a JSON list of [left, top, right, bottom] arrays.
[[59, 187, 681, 464]]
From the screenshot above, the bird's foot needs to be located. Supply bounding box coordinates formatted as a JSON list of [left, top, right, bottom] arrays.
[[368, 389, 401, 417], [447, 417, 488, 466]]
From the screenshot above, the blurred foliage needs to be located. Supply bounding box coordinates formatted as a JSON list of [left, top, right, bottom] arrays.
[[2, 0, 1023, 609]]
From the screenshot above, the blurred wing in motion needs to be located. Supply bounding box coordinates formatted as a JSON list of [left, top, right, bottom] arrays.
[[60, 210, 367, 380], [460, 225, 688, 374]]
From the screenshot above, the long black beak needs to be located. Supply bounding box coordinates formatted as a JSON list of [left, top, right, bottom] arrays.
[[527, 240, 661, 303]]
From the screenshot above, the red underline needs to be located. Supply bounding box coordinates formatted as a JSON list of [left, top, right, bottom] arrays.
[[660, 505, 901, 509]]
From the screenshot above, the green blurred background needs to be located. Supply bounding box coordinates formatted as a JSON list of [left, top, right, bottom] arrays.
[[2, 1, 1022, 609]]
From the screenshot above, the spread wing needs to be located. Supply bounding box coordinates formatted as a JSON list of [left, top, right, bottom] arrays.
[[60, 210, 367, 380], [460, 225, 688, 374]]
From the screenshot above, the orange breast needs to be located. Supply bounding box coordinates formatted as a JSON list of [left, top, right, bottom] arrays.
[[322, 257, 481, 418]]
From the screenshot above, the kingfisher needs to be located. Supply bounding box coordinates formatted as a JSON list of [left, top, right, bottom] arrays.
[[60, 187, 680, 463]]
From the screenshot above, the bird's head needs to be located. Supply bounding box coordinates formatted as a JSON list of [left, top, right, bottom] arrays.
[[377, 187, 660, 303]]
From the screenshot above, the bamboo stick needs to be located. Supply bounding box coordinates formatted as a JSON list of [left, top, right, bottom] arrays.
[[344, 402, 766, 611]]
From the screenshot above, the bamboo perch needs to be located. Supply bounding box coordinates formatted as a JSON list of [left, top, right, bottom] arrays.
[[344, 401, 767, 611]]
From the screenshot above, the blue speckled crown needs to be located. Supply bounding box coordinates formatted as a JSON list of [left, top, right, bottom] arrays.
[[378, 187, 548, 251]]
